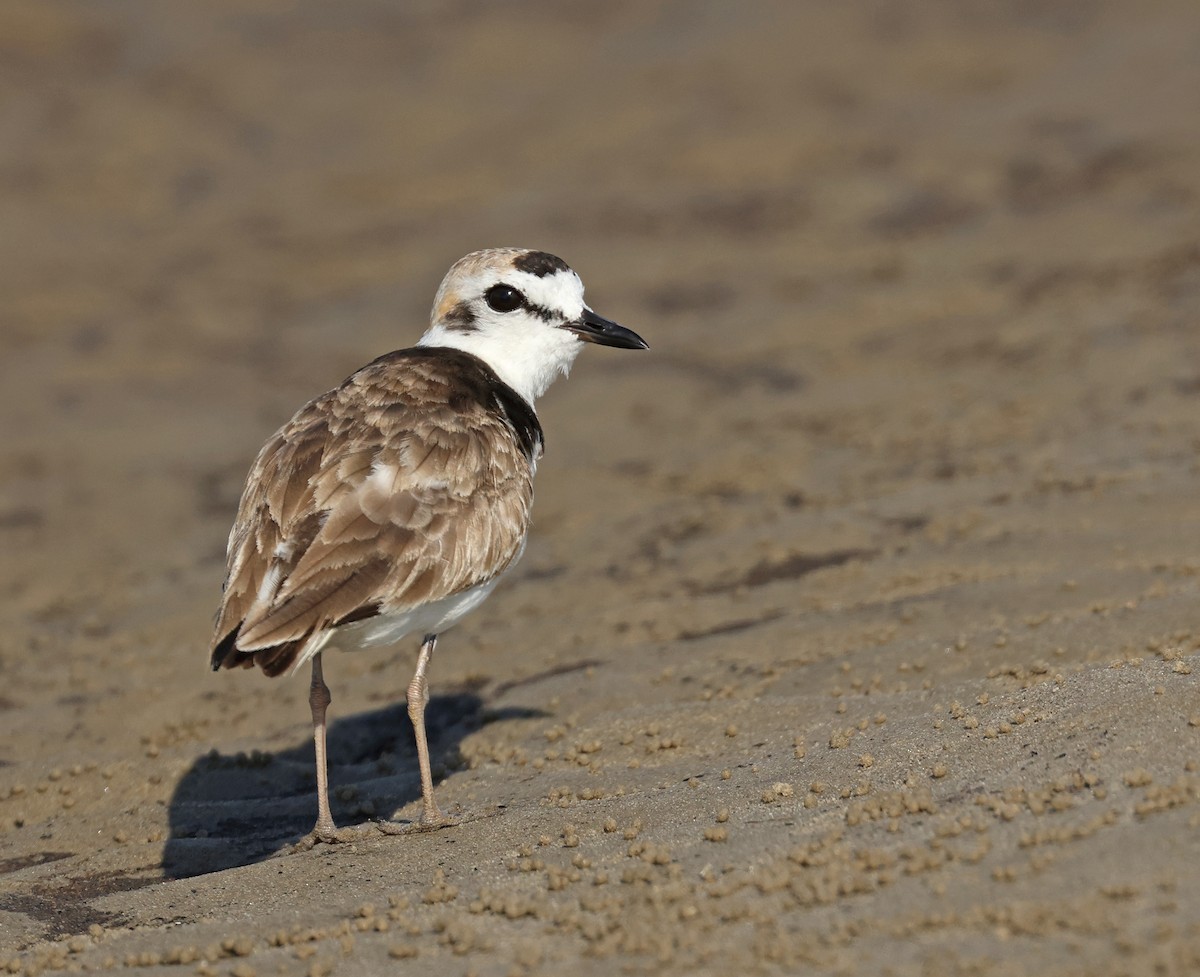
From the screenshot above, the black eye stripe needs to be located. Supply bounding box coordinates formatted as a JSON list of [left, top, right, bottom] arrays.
[[485, 283, 525, 313], [524, 303, 556, 323]]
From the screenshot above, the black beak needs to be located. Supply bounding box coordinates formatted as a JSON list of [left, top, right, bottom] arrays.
[[566, 308, 649, 350]]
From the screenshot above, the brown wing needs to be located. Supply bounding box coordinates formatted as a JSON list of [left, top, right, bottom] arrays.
[[210, 349, 539, 676]]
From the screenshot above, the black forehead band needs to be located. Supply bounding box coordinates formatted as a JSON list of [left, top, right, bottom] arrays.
[[513, 251, 571, 277]]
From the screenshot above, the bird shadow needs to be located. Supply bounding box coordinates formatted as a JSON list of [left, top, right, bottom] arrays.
[[162, 690, 546, 879]]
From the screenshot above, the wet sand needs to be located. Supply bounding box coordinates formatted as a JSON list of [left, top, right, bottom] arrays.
[[3, 1, 1200, 973]]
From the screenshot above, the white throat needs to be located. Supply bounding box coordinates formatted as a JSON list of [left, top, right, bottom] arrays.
[[417, 322, 584, 405]]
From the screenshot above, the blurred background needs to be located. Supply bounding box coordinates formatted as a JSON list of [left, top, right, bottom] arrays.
[[3, 0, 1200, 969], [4, 0, 1196, 631]]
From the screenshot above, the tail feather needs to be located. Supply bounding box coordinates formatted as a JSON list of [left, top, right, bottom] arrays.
[[210, 628, 305, 676]]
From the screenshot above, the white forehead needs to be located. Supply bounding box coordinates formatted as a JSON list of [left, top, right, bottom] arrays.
[[514, 267, 586, 317], [432, 249, 586, 321]]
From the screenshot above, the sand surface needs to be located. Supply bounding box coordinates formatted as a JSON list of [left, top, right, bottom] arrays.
[[3, 1, 1200, 974]]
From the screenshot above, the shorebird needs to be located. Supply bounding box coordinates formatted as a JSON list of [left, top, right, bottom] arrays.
[[210, 248, 647, 844]]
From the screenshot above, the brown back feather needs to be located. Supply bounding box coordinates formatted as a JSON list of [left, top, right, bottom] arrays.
[[210, 348, 540, 674]]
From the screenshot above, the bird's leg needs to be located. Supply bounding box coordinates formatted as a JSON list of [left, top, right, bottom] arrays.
[[309, 652, 338, 840], [288, 652, 381, 851], [407, 633, 453, 827]]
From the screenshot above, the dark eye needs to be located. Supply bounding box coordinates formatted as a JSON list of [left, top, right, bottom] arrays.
[[485, 284, 524, 313]]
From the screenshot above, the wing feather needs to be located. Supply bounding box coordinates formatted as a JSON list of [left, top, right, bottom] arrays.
[[210, 349, 539, 673]]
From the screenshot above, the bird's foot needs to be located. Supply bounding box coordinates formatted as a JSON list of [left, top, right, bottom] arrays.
[[289, 822, 375, 852], [418, 807, 459, 831], [373, 803, 464, 836]]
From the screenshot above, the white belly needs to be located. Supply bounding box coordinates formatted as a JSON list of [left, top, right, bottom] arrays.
[[342, 578, 501, 650]]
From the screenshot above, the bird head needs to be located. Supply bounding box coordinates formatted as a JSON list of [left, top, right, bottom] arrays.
[[419, 248, 648, 405]]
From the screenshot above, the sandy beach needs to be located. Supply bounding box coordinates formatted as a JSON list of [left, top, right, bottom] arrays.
[[2, 1, 1200, 973]]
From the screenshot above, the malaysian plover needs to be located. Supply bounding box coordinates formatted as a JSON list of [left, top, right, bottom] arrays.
[[210, 248, 647, 843]]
